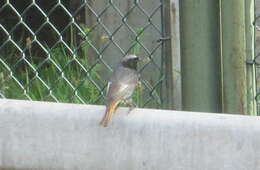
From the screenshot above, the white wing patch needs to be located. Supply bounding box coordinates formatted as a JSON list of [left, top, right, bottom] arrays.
[[107, 82, 111, 95]]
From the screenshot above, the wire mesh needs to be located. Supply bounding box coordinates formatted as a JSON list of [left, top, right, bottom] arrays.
[[0, 0, 165, 108]]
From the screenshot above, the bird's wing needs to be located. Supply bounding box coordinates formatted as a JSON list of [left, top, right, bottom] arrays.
[[106, 81, 111, 95], [107, 66, 139, 102], [107, 81, 136, 102]]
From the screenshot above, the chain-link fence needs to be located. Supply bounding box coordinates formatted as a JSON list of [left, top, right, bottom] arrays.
[[0, 0, 167, 108]]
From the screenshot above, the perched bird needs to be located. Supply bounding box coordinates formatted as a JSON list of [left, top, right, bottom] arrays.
[[99, 55, 140, 127]]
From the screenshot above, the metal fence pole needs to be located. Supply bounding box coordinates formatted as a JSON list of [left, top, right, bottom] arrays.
[[162, 0, 182, 110], [180, 0, 221, 112], [220, 0, 248, 114], [245, 0, 257, 115]]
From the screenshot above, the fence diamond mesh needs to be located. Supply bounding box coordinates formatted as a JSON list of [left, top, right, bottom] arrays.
[[0, 0, 165, 108]]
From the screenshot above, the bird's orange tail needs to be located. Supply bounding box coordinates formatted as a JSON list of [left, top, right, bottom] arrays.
[[99, 101, 119, 127]]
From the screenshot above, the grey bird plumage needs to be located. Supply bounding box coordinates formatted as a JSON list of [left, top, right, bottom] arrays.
[[99, 55, 140, 127]]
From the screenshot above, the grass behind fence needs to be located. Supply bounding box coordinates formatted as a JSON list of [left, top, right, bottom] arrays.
[[0, 45, 103, 104], [0, 26, 159, 107]]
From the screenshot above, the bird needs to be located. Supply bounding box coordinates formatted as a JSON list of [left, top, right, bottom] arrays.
[[99, 54, 140, 127]]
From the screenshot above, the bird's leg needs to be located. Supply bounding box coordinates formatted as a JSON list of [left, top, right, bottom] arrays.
[[123, 98, 137, 114], [137, 80, 142, 89]]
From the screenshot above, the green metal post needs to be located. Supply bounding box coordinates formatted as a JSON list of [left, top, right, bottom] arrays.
[[162, 0, 182, 110], [220, 0, 248, 114], [245, 0, 257, 115], [180, 0, 221, 112]]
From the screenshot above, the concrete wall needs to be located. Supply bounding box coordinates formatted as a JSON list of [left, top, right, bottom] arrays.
[[0, 99, 260, 170]]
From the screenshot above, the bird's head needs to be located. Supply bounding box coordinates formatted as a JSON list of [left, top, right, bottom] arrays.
[[121, 54, 139, 70]]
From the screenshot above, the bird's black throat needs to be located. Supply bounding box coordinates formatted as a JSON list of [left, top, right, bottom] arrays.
[[121, 58, 138, 70]]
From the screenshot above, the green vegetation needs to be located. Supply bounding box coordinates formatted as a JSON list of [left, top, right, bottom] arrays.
[[0, 44, 102, 104], [0, 24, 103, 104], [0, 26, 163, 108]]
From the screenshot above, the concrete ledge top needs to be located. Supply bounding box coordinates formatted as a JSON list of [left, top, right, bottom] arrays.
[[0, 99, 260, 170]]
